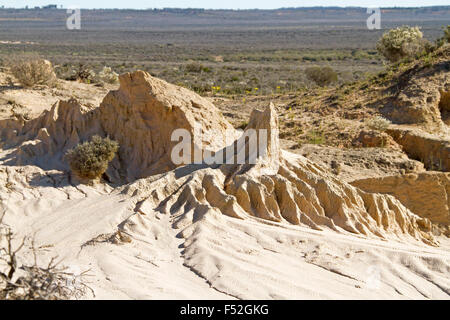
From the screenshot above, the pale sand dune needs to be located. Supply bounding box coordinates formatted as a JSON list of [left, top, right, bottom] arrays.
[[0, 169, 230, 299]]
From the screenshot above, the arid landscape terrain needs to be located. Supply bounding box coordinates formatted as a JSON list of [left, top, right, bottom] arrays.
[[0, 7, 449, 300]]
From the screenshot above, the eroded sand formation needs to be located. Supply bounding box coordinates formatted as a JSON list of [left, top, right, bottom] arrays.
[[1, 71, 236, 181], [1, 71, 449, 299], [351, 172, 450, 236], [0, 71, 440, 244]]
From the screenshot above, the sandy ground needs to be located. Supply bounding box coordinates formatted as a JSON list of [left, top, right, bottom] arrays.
[[0, 73, 116, 120], [1, 165, 448, 300]]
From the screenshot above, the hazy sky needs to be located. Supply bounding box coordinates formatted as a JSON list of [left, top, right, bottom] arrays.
[[2, 0, 449, 9]]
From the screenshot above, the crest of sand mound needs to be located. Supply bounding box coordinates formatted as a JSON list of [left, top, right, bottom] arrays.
[[0, 71, 237, 181]]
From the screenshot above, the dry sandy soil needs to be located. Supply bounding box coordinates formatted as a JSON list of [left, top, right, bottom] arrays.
[[0, 47, 449, 299]]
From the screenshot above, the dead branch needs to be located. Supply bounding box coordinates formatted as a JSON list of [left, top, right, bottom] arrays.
[[0, 211, 94, 299]]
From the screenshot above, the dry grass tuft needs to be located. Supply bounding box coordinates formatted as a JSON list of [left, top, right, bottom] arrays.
[[7, 56, 56, 87], [366, 116, 392, 132], [0, 212, 93, 300]]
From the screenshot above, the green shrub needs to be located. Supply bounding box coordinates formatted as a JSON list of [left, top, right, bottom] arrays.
[[8, 57, 56, 87], [65, 135, 119, 180], [376, 26, 424, 62], [305, 66, 338, 86], [185, 62, 205, 73], [444, 25, 450, 42], [184, 62, 211, 74]]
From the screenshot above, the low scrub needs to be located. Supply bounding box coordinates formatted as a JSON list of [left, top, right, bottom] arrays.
[[185, 62, 211, 73], [376, 26, 424, 62], [305, 66, 338, 87], [97, 66, 119, 84], [8, 57, 56, 87], [74, 64, 96, 83], [366, 116, 391, 132], [65, 135, 119, 180]]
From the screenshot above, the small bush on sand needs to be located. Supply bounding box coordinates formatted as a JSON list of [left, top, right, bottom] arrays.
[[305, 66, 338, 87], [97, 66, 118, 84], [366, 116, 391, 132], [8, 57, 56, 87], [376, 26, 424, 62], [65, 136, 119, 180]]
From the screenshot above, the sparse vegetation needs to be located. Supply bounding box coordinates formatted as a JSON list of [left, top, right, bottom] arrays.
[[305, 66, 338, 87], [97, 66, 118, 84], [376, 26, 424, 62], [65, 136, 119, 180], [185, 62, 211, 73], [366, 116, 392, 132], [444, 25, 450, 43], [307, 129, 325, 144], [7, 56, 56, 88], [0, 7, 449, 301], [74, 64, 96, 83]]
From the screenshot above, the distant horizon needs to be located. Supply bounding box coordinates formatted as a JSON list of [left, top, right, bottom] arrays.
[[2, 5, 450, 10], [1, 0, 450, 10]]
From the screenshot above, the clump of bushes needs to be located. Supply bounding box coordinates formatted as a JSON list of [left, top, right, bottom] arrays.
[[65, 135, 119, 180], [434, 25, 450, 48], [97, 66, 118, 84], [185, 62, 211, 73], [376, 26, 424, 62], [63, 63, 96, 83], [8, 56, 56, 87], [76, 65, 96, 83], [438, 25, 450, 45], [305, 66, 338, 87], [366, 116, 392, 132]]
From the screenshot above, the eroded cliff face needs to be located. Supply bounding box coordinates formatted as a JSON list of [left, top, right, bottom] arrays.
[[381, 45, 450, 133], [387, 127, 450, 172], [351, 172, 450, 236]]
